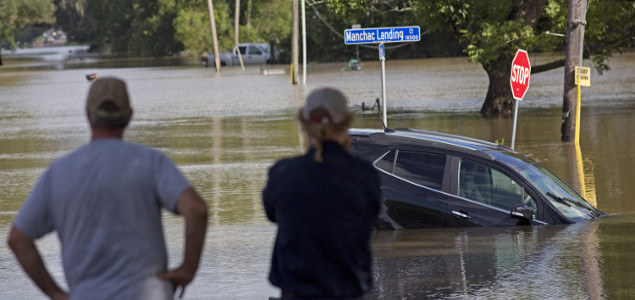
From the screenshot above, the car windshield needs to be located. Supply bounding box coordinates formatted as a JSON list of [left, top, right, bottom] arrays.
[[490, 151, 600, 221]]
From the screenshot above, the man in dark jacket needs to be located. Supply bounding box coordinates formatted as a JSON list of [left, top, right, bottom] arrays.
[[263, 87, 381, 299]]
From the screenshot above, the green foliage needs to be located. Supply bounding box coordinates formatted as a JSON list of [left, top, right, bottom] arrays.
[[54, 0, 88, 42], [414, 1, 559, 65], [0, 0, 55, 48], [329, 0, 634, 75], [58, 0, 293, 57], [81, 0, 183, 56], [174, 8, 213, 55], [583, 0, 635, 74], [173, 0, 292, 56], [174, 1, 233, 55], [249, 0, 291, 45]]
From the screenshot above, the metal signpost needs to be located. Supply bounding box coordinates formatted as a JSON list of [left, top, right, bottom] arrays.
[[378, 43, 386, 125], [509, 49, 531, 150], [344, 26, 421, 128]]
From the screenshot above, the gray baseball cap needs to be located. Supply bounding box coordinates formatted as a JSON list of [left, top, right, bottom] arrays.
[[86, 77, 132, 119], [302, 87, 349, 124]]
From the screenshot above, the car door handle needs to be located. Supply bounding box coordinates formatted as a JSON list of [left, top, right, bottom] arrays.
[[452, 210, 471, 219]]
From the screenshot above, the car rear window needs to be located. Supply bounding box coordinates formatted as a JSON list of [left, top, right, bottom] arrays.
[[376, 150, 396, 173], [393, 151, 446, 190]]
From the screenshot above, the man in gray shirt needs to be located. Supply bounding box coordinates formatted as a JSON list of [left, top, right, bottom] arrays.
[[7, 77, 208, 300]]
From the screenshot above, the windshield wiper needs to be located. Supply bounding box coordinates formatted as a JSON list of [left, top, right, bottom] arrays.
[[547, 192, 592, 210], [547, 192, 572, 207]]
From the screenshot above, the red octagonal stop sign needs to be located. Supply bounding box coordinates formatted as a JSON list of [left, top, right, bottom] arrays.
[[510, 49, 531, 101]]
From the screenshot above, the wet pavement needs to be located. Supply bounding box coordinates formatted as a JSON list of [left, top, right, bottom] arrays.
[[0, 50, 633, 299]]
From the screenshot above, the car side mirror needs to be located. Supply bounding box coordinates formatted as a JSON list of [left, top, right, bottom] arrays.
[[510, 204, 534, 225]]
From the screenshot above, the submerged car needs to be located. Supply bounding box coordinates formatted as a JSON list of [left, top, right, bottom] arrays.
[[350, 128, 604, 229]]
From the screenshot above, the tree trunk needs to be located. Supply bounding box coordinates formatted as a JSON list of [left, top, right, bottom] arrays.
[[478, 0, 548, 118], [480, 53, 515, 117]]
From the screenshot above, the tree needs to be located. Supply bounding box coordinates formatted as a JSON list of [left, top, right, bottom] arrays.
[[0, 0, 55, 64], [327, 0, 635, 117], [174, 0, 233, 56], [248, 0, 292, 51], [54, 0, 87, 42], [174, 0, 291, 57], [80, 0, 183, 56], [0, 0, 56, 47], [50, 0, 292, 59]]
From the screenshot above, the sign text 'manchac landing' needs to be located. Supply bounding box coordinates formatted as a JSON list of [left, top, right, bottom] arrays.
[[344, 26, 421, 44]]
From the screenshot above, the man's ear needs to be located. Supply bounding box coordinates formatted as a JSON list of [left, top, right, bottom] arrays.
[[86, 109, 97, 126]]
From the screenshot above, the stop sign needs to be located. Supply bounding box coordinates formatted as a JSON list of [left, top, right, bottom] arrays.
[[510, 49, 531, 101]]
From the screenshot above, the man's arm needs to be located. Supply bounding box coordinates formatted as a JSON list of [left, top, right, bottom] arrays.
[[7, 227, 68, 300], [158, 187, 208, 298]]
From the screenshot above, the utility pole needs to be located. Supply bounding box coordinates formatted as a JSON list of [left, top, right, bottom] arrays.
[[291, 0, 299, 85], [562, 0, 587, 142], [207, 0, 221, 72], [247, 0, 253, 30], [235, 0, 245, 70], [301, 0, 307, 84]]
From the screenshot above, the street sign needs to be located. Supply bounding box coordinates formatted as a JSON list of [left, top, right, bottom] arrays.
[[575, 66, 591, 86], [344, 26, 421, 44], [510, 49, 531, 101], [344, 25, 421, 128]]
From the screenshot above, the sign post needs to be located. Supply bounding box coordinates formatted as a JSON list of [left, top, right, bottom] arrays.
[[509, 49, 531, 150], [344, 26, 421, 128], [379, 43, 387, 126]]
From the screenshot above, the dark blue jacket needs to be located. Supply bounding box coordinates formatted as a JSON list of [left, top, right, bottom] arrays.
[[263, 141, 381, 298]]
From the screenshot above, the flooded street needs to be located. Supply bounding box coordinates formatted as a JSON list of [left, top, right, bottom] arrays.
[[0, 51, 633, 299]]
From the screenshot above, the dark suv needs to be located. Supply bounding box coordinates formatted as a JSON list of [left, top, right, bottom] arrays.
[[350, 128, 604, 229]]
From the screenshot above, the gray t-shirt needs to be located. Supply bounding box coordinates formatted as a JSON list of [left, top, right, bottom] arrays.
[[14, 138, 191, 300]]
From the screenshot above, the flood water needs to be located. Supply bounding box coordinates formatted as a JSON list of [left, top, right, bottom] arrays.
[[0, 50, 633, 299]]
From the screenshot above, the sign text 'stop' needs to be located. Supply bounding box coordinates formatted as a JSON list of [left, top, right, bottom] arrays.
[[509, 49, 531, 101], [344, 26, 421, 44]]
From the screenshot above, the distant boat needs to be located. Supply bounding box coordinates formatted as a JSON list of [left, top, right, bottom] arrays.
[[86, 72, 97, 81]]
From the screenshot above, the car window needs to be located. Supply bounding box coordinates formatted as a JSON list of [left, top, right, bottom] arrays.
[[458, 159, 528, 211], [238, 46, 246, 55], [393, 151, 446, 190], [248, 46, 262, 55], [375, 150, 396, 173]]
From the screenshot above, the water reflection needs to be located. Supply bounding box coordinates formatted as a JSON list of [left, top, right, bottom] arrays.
[[369, 219, 612, 299]]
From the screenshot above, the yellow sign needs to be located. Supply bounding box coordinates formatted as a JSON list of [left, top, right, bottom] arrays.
[[575, 66, 591, 86]]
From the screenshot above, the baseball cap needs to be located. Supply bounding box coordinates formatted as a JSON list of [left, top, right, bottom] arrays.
[[86, 77, 132, 119], [302, 87, 349, 124]]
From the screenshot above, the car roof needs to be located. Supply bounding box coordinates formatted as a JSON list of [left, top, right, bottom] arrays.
[[350, 128, 514, 161]]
